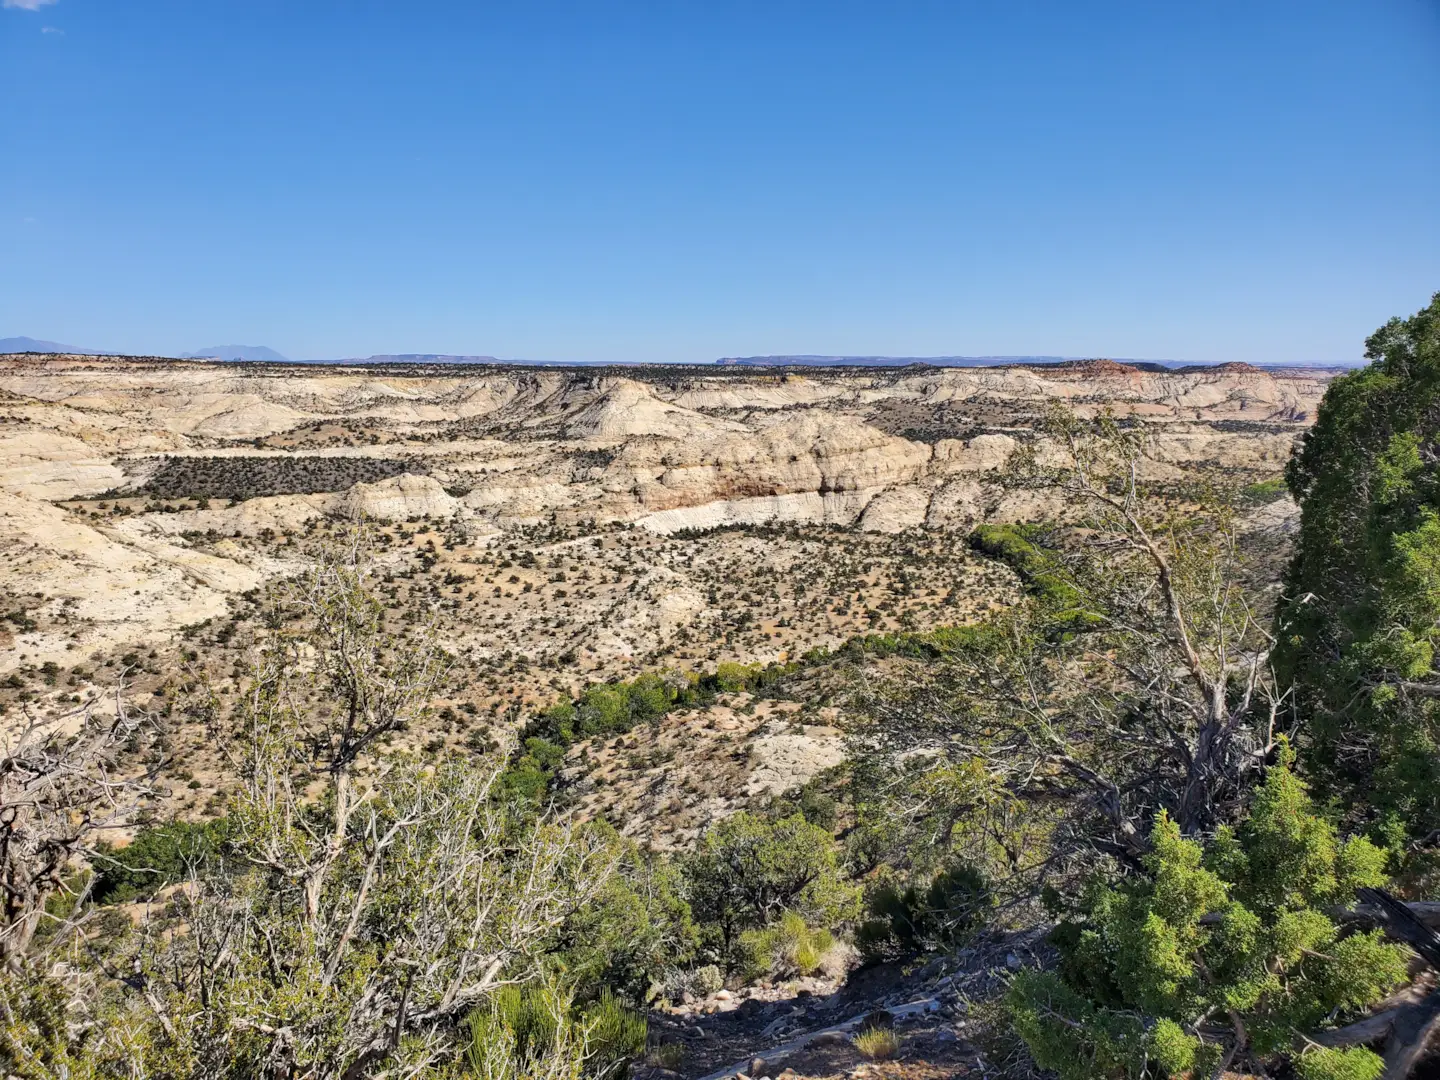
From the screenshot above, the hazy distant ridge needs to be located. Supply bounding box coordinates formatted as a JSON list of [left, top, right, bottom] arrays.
[[325, 354, 505, 365], [2, 338, 1355, 370], [180, 345, 291, 363], [1, 338, 291, 363], [0, 336, 109, 356], [716, 354, 1168, 368]]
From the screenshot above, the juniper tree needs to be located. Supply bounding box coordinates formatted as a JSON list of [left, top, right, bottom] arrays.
[[0, 694, 160, 968], [2, 534, 620, 1078], [1276, 291, 1440, 853], [1007, 749, 1407, 1080]]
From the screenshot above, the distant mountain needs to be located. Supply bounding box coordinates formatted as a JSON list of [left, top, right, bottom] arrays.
[[181, 345, 290, 363], [0, 336, 107, 355]]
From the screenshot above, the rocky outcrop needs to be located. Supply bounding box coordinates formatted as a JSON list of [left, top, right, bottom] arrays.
[[745, 722, 846, 797], [344, 474, 459, 521], [635, 490, 879, 534], [0, 432, 125, 499], [925, 479, 986, 530], [555, 380, 748, 440], [637, 415, 932, 508], [933, 433, 1017, 472], [0, 489, 265, 670], [129, 493, 338, 537], [856, 485, 932, 533]]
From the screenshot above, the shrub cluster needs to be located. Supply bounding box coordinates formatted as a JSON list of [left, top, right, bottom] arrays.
[[91, 818, 231, 904], [968, 523, 1091, 616], [504, 663, 797, 802], [119, 454, 420, 501]]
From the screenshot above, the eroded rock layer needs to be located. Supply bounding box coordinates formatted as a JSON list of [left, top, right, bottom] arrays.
[[0, 354, 1329, 666]]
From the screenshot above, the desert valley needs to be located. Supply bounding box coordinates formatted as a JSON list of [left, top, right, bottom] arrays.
[[4, 318, 1440, 1080], [0, 354, 1329, 835]]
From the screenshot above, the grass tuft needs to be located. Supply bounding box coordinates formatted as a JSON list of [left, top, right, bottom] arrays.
[[853, 1027, 900, 1061]]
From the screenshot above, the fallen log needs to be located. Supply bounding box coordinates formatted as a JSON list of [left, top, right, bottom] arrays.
[[1356, 888, 1440, 969]]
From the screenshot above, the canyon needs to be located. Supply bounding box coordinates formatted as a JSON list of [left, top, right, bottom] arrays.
[[0, 354, 1330, 671], [0, 353, 1333, 840]]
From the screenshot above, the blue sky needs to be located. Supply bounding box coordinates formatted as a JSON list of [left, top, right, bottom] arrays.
[[2, 1, 1437, 364]]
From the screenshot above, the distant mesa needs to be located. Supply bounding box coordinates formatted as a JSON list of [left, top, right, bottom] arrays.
[[0, 338, 1356, 371], [181, 345, 291, 363], [713, 355, 1345, 373], [326, 354, 628, 367], [1179, 361, 1266, 375], [1050, 358, 1149, 375]]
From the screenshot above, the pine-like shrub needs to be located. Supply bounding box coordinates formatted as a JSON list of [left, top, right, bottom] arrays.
[[581, 990, 647, 1080], [1007, 748, 1407, 1079], [464, 984, 645, 1080]]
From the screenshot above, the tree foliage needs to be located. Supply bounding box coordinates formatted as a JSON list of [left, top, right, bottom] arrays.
[[1277, 291, 1440, 845], [683, 812, 859, 964], [551, 827, 698, 1002], [91, 818, 230, 904], [854, 862, 992, 962], [848, 410, 1287, 922], [1007, 749, 1405, 1079]]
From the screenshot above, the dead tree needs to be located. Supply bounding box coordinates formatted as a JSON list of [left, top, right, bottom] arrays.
[[0, 690, 159, 967]]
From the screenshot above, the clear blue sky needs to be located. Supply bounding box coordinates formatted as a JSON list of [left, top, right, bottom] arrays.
[[2, 1, 1437, 364]]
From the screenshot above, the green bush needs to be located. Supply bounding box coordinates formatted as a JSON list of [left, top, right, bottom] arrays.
[[581, 990, 647, 1080], [91, 818, 230, 904], [689, 965, 723, 998], [1239, 476, 1287, 505], [855, 863, 991, 962], [1295, 1046, 1387, 1080], [1007, 749, 1405, 1078], [465, 984, 577, 1080], [464, 984, 643, 1080], [474, 985, 561, 1067], [523, 660, 805, 766], [659, 963, 725, 1004], [1008, 969, 1175, 1080], [498, 756, 551, 805], [769, 779, 840, 830], [684, 812, 859, 966], [838, 622, 1004, 661], [738, 910, 836, 979], [553, 827, 698, 1002], [853, 1026, 900, 1061], [968, 523, 1093, 620], [713, 661, 759, 693]]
